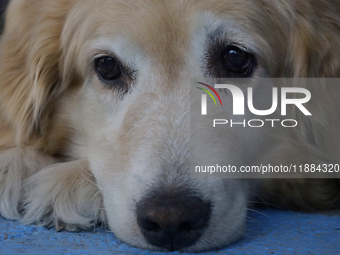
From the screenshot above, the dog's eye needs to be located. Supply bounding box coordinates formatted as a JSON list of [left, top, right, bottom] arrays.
[[206, 43, 256, 78], [223, 46, 253, 76], [95, 56, 122, 81]]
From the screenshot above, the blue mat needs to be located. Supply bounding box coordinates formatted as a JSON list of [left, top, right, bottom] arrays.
[[0, 209, 339, 255]]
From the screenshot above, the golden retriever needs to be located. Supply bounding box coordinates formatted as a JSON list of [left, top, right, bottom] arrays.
[[0, 0, 340, 252]]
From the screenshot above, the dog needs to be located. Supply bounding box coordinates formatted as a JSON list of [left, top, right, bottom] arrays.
[[0, 0, 340, 252]]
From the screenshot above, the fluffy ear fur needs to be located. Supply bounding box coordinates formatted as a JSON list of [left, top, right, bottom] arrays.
[[285, 0, 340, 77], [0, 0, 72, 145], [258, 0, 340, 211]]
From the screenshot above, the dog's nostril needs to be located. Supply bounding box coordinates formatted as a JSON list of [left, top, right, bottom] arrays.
[[178, 221, 194, 232], [139, 219, 161, 232], [179, 219, 205, 232], [137, 194, 211, 251]]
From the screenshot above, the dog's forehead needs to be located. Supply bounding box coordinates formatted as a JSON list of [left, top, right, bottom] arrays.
[[73, 0, 270, 58], [85, 0, 195, 70], [64, 0, 286, 82]]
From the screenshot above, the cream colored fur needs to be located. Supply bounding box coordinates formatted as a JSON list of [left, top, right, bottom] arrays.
[[0, 0, 339, 252]]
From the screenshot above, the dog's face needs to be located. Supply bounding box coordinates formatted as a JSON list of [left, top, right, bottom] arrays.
[[1, 0, 339, 252], [59, 1, 286, 251]]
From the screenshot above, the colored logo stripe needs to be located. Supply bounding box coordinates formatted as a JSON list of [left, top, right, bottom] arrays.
[[197, 82, 223, 106], [197, 87, 217, 105]]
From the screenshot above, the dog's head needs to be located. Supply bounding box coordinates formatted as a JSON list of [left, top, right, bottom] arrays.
[[1, 0, 340, 252]]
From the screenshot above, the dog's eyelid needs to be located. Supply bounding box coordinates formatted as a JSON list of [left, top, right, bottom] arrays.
[[230, 44, 253, 54], [91, 50, 118, 62], [206, 31, 258, 55], [207, 39, 255, 55]]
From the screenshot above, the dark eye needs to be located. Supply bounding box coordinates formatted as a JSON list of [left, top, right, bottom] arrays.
[[224, 46, 253, 76], [95, 56, 122, 81]]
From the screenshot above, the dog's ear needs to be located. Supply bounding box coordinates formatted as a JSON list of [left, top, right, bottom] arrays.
[[0, 0, 71, 144], [265, 1, 340, 212], [286, 0, 340, 77]]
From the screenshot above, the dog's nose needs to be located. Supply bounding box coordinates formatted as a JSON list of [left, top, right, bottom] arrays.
[[137, 194, 211, 251]]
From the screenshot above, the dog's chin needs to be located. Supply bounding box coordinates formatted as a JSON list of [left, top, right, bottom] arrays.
[[102, 180, 249, 252], [107, 215, 247, 253], [117, 216, 246, 252]]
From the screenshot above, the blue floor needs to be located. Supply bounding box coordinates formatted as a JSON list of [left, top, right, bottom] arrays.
[[0, 209, 339, 255]]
